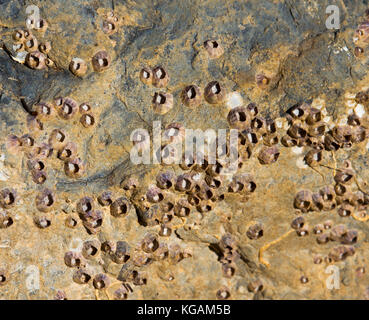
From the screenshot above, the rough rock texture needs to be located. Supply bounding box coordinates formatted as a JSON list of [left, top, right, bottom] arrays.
[[0, 0, 369, 300]]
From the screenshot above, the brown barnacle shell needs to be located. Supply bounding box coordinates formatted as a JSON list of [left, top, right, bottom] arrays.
[[216, 286, 231, 300], [35, 142, 53, 159], [329, 225, 347, 242], [334, 183, 350, 196], [354, 22, 369, 45], [308, 122, 325, 137], [319, 185, 336, 209], [169, 244, 184, 264], [257, 146, 280, 165], [324, 133, 340, 151], [102, 18, 117, 35], [0, 209, 13, 229], [12, 29, 25, 42], [110, 197, 131, 217], [111, 241, 130, 264], [26, 51, 46, 69], [64, 157, 85, 178], [294, 190, 313, 212], [59, 97, 78, 119], [141, 233, 159, 253], [81, 211, 103, 234], [334, 168, 355, 185], [0, 188, 16, 209], [35, 102, 53, 120], [331, 125, 353, 144], [0, 268, 9, 286], [340, 230, 358, 245], [306, 108, 322, 125], [204, 81, 226, 104], [204, 40, 224, 59], [175, 174, 194, 192], [0, 268, 10, 287], [354, 46, 364, 58], [281, 135, 297, 147], [80, 114, 95, 128], [35, 188, 55, 213], [33, 215, 51, 228], [152, 92, 173, 114], [39, 41, 51, 54], [291, 216, 305, 230], [227, 106, 251, 129], [196, 199, 214, 213], [159, 224, 172, 237], [76, 196, 94, 216], [311, 192, 324, 211], [337, 203, 354, 217], [82, 240, 100, 259], [182, 85, 202, 107], [79, 103, 92, 114], [64, 251, 84, 268], [355, 90, 369, 105], [48, 129, 66, 150], [139, 67, 152, 85], [24, 35, 38, 52], [101, 240, 116, 254], [174, 198, 191, 217], [34, 19, 48, 32], [351, 126, 367, 143], [93, 274, 111, 290], [162, 122, 185, 144], [73, 268, 92, 284], [288, 123, 307, 139], [19, 134, 35, 149], [246, 223, 264, 240], [92, 50, 110, 72], [69, 58, 88, 77], [31, 170, 47, 184], [263, 133, 279, 146], [255, 74, 270, 89], [132, 252, 152, 267], [146, 186, 164, 203], [156, 171, 174, 189], [222, 262, 236, 278], [97, 191, 113, 207], [152, 66, 170, 88], [287, 103, 310, 121], [228, 174, 256, 195], [153, 243, 169, 260], [328, 246, 351, 262], [304, 149, 323, 166], [57, 142, 77, 161]]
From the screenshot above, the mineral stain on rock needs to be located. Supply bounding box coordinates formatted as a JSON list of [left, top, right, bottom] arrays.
[[0, 0, 368, 300]]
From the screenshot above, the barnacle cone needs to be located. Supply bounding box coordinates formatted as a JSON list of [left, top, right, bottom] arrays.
[[1, 0, 369, 301]]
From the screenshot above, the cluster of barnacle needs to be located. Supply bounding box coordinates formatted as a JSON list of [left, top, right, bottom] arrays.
[[63, 242, 121, 295], [217, 234, 239, 280], [227, 103, 280, 165], [11, 14, 54, 70], [0, 188, 17, 229], [294, 161, 368, 220], [69, 50, 110, 77], [7, 97, 96, 182], [292, 216, 357, 264], [140, 46, 228, 115], [131, 165, 257, 232], [102, 11, 120, 35], [282, 102, 367, 167], [353, 10, 369, 58]]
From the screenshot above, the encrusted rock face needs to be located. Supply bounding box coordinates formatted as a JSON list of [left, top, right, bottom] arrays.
[[0, 0, 369, 300]]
